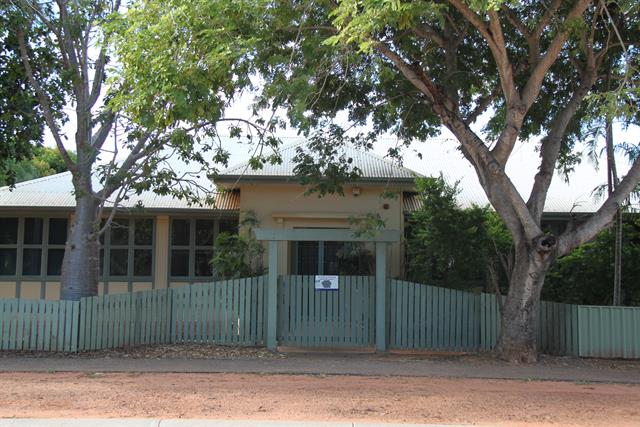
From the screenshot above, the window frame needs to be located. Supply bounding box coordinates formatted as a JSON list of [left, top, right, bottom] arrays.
[[289, 228, 374, 276], [169, 217, 221, 281], [100, 216, 155, 282], [0, 215, 69, 280]]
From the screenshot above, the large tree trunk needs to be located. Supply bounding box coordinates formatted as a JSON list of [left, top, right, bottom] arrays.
[[60, 194, 100, 301], [495, 238, 555, 363]]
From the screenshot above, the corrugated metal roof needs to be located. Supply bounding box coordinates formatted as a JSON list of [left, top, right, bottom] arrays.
[[218, 141, 420, 182], [403, 190, 601, 214], [0, 172, 239, 211]]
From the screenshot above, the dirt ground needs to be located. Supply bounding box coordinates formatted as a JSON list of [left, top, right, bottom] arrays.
[[0, 372, 638, 426]]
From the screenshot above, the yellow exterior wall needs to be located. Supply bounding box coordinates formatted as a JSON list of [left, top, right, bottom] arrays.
[[20, 282, 42, 299], [237, 182, 408, 278], [169, 281, 190, 288], [133, 282, 153, 292], [0, 282, 16, 298], [154, 215, 169, 289], [45, 282, 60, 300], [108, 282, 129, 294]]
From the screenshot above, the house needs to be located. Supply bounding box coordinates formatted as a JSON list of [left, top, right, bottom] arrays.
[[0, 141, 597, 300]]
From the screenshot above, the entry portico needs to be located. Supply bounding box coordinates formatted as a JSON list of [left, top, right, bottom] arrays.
[[254, 228, 401, 352]]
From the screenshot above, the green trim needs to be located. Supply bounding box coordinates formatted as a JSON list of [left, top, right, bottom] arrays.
[[266, 240, 278, 350], [254, 228, 401, 242], [375, 242, 387, 352]]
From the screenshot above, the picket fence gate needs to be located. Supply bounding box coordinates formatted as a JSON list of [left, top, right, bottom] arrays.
[[0, 275, 639, 358]]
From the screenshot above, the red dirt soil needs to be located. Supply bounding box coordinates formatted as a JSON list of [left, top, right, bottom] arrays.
[[0, 372, 638, 426]]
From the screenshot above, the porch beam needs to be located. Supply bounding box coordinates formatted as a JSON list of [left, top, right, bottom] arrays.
[[254, 228, 401, 242], [375, 241, 387, 352]]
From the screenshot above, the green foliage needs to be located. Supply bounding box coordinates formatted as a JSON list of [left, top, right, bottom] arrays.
[[0, 146, 75, 186], [0, 6, 68, 186], [349, 213, 386, 238], [407, 177, 640, 306], [211, 232, 265, 280], [211, 211, 264, 280], [544, 217, 640, 306], [109, 0, 260, 131], [335, 243, 375, 275], [405, 175, 510, 290]]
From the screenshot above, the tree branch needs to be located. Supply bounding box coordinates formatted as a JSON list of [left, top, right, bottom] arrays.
[[91, 110, 116, 150], [491, 0, 592, 166], [521, 0, 591, 109], [526, 68, 596, 222], [465, 83, 500, 124], [88, 46, 107, 108], [558, 157, 640, 255], [16, 26, 76, 173], [375, 40, 541, 241], [413, 23, 445, 48]]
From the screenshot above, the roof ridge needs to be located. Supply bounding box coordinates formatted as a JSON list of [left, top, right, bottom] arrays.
[[219, 139, 421, 177], [0, 171, 72, 192], [220, 140, 304, 175]]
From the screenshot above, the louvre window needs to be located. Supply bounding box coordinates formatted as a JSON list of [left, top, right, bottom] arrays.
[[170, 218, 233, 279], [0, 217, 68, 277], [100, 218, 154, 279]]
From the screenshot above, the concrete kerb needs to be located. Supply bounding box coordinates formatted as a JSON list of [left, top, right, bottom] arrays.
[[1, 353, 639, 384], [0, 420, 468, 427]]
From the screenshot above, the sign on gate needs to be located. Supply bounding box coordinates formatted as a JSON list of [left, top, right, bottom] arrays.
[[315, 275, 339, 290]]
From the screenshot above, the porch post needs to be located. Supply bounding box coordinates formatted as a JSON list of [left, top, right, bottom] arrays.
[[375, 241, 387, 352], [266, 240, 279, 350]]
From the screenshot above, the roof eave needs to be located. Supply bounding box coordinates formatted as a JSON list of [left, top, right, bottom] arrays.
[[215, 175, 418, 186]]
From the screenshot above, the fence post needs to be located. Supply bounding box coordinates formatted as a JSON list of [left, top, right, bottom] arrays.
[[266, 240, 278, 350], [375, 242, 387, 352]]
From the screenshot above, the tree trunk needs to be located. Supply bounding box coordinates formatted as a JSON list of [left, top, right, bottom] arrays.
[[60, 194, 100, 301], [495, 239, 554, 363]]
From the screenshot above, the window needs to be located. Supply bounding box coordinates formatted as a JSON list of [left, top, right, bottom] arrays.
[[170, 218, 228, 279], [291, 240, 374, 275], [0, 218, 18, 275], [47, 218, 67, 275], [100, 217, 154, 279], [0, 217, 68, 277]]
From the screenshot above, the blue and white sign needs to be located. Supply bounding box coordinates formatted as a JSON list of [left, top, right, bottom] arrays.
[[315, 275, 339, 290]]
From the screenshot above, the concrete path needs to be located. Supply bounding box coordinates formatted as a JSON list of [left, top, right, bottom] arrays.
[[0, 420, 465, 427], [1, 352, 639, 384]]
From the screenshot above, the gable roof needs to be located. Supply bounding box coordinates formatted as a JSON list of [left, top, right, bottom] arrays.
[[0, 172, 239, 212], [216, 142, 420, 184]]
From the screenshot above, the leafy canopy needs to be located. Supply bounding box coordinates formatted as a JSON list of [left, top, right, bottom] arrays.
[[0, 146, 76, 186], [0, 5, 68, 186]]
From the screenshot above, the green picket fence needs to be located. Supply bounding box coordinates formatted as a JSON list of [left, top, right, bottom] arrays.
[[0, 276, 639, 358], [0, 299, 79, 352], [392, 283, 581, 356], [388, 280, 481, 351], [172, 276, 265, 346], [78, 288, 173, 351], [78, 277, 265, 350]]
